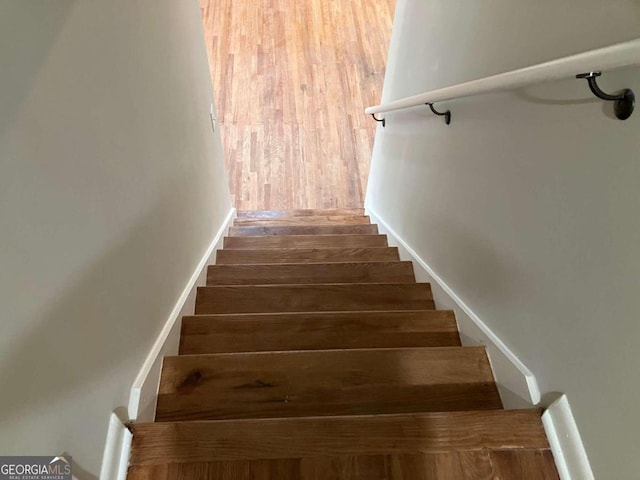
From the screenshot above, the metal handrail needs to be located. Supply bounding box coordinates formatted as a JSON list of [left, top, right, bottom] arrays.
[[365, 38, 640, 122]]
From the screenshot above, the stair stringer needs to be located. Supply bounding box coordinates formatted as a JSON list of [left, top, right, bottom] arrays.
[[366, 207, 539, 408], [127, 207, 236, 422], [367, 207, 595, 479]]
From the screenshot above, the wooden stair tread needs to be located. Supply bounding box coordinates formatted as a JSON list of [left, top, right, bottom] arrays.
[[491, 449, 560, 479], [194, 283, 434, 314], [233, 215, 371, 226], [130, 409, 549, 465], [180, 310, 460, 354], [206, 261, 415, 285], [128, 449, 559, 479], [229, 224, 378, 236], [237, 208, 365, 218], [216, 247, 399, 264], [155, 346, 501, 421], [223, 234, 388, 249]]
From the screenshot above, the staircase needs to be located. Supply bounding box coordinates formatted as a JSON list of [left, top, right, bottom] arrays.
[[127, 209, 560, 479]]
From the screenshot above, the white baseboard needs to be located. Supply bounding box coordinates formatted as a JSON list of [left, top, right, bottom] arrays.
[[99, 413, 133, 480], [127, 207, 236, 422], [366, 207, 540, 407], [542, 395, 594, 480]]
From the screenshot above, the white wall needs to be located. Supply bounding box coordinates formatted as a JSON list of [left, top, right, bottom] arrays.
[[0, 0, 231, 475], [366, 1, 640, 479]]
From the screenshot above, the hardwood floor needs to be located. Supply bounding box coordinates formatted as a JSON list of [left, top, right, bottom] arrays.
[[199, 0, 396, 210]]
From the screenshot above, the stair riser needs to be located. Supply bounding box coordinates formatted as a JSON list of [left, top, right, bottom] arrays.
[[216, 247, 400, 264], [156, 383, 501, 422], [229, 225, 378, 236], [194, 283, 434, 314], [206, 262, 415, 285], [223, 234, 388, 249], [233, 216, 371, 226], [180, 331, 462, 354]]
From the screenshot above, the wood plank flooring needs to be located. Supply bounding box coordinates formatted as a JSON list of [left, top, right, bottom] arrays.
[[199, 0, 396, 209]]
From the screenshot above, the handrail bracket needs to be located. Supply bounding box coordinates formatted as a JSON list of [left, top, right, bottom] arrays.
[[371, 113, 386, 127], [576, 71, 635, 120], [426, 103, 451, 125]]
